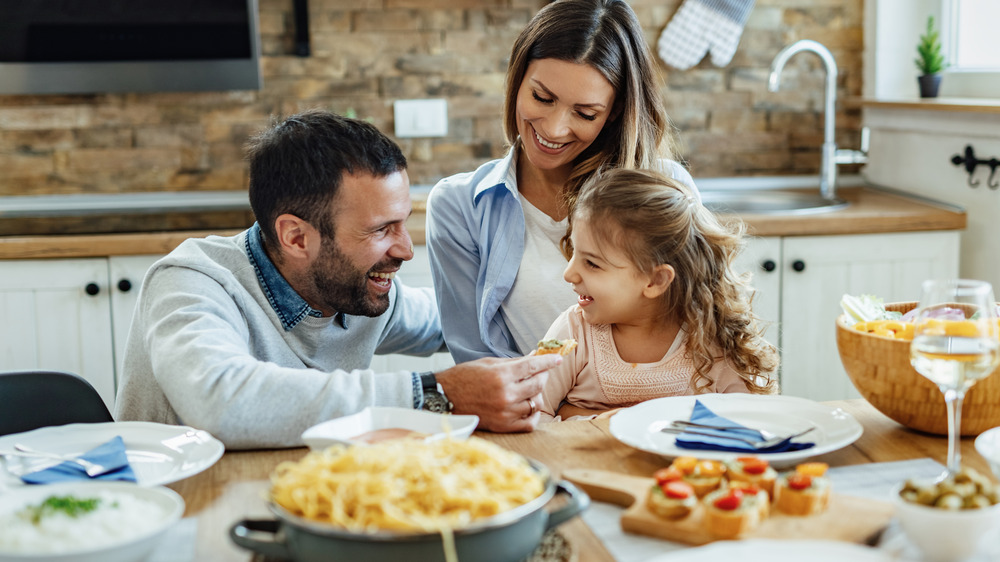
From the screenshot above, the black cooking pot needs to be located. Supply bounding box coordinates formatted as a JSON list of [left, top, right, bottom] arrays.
[[229, 462, 589, 562]]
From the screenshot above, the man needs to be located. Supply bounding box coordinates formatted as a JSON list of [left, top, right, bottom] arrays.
[[114, 110, 560, 449]]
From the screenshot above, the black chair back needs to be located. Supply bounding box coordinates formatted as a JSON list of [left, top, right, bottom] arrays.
[[0, 370, 114, 436]]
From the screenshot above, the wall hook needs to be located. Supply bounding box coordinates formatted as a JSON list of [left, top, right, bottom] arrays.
[[950, 145, 1000, 189]]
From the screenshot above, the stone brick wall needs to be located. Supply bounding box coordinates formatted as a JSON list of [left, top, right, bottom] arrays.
[[0, 0, 862, 197]]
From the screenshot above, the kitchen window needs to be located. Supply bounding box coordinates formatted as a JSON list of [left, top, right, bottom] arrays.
[[866, 0, 1000, 100], [940, 0, 1000, 98], [947, 0, 1000, 69]]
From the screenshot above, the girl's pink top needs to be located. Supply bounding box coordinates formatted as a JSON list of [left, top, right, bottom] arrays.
[[538, 305, 753, 421]]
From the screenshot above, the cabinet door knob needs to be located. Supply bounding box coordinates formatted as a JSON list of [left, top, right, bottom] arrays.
[[761, 259, 776, 272], [118, 279, 132, 292], [792, 260, 806, 272], [85, 282, 100, 296]]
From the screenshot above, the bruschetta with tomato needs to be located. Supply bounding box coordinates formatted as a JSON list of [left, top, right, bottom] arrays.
[[774, 462, 831, 515], [702, 486, 763, 538], [725, 456, 778, 497]]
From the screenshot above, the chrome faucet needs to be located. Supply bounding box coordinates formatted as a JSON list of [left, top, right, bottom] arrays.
[[768, 40, 843, 201]]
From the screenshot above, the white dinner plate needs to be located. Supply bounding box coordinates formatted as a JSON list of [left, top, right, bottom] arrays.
[[0, 421, 224, 487], [609, 394, 862, 467], [645, 539, 895, 562]]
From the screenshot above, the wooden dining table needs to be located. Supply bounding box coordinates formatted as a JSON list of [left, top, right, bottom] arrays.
[[167, 399, 994, 561]]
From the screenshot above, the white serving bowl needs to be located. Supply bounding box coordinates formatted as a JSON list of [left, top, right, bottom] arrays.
[[893, 483, 1000, 562], [301, 406, 479, 450], [975, 426, 1000, 482], [0, 481, 184, 562]]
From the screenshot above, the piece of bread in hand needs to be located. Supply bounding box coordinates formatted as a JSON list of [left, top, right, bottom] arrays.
[[536, 338, 578, 355], [774, 462, 831, 515]]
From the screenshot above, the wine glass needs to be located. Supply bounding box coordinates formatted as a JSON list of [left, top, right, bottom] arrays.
[[910, 279, 1000, 476]]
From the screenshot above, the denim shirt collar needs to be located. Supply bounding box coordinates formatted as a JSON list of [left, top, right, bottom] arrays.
[[245, 222, 333, 331]]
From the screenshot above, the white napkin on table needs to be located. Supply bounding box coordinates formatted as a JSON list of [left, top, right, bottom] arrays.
[[657, 0, 756, 69]]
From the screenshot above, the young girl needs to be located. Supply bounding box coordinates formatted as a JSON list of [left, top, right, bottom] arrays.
[[537, 168, 778, 421]]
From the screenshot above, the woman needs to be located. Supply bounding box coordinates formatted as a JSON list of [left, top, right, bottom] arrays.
[[426, 0, 696, 363]]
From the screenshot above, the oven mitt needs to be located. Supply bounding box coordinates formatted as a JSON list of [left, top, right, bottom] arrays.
[[21, 435, 137, 484], [657, 0, 756, 69], [673, 399, 815, 453]]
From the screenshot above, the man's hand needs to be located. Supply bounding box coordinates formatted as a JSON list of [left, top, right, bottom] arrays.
[[435, 354, 562, 433]]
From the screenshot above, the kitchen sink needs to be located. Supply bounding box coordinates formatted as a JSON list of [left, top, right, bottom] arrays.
[[700, 190, 849, 216]]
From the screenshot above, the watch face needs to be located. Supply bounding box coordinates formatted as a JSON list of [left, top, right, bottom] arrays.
[[422, 392, 452, 413]]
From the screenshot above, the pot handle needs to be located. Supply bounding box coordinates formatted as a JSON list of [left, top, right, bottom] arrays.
[[544, 480, 591, 531], [229, 518, 293, 559]]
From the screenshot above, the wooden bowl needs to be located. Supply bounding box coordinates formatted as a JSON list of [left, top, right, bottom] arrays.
[[835, 301, 1000, 436]]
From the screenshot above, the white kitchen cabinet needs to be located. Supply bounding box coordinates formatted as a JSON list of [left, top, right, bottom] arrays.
[[0, 255, 162, 411], [0, 259, 118, 409], [744, 230, 960, 401], [736, 236, 782, 353]]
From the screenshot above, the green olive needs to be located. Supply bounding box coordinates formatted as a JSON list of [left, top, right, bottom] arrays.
[[899, 467, 1000, 510]]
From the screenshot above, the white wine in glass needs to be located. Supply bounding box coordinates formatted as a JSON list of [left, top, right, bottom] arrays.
[[910, 279, 1000, 476]]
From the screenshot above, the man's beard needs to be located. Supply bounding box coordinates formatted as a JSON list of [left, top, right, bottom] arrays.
[[310, 237, 401, 318]]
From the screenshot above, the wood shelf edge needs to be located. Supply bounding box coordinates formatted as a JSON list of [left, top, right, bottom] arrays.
[[848, 97, 1000, 114]]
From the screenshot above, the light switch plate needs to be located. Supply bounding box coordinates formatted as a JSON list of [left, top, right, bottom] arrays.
[[393, 99, 448, 138]]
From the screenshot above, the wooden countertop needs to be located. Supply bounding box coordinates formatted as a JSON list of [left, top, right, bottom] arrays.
[[0, 187, 964, 260], [733, 186, 965, 237]]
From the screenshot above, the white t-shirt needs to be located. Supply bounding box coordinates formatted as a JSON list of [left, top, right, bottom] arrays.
[[500, 195, 579, 355]]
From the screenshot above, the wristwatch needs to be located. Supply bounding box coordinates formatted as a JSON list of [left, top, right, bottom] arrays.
[[418, 371, 453, 414]]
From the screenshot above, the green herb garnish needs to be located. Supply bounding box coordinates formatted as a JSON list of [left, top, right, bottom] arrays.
[[21, 495, 102, 524]]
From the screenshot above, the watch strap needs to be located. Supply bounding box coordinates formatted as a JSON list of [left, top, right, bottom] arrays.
[[418, 371, 437, 393]]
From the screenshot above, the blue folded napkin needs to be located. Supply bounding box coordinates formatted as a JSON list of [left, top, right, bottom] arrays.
[[21, 435, 137, 484], [673, 399, 815, 453]]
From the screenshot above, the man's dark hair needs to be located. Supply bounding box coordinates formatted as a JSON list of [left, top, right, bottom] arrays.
[[246, 110, 407, 246]]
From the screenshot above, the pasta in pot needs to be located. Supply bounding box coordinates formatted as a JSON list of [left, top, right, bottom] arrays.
[[270, 437, 545, 534]]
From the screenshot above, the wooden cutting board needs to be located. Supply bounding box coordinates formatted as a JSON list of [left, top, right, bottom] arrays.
[[563, 468, 894, 546]]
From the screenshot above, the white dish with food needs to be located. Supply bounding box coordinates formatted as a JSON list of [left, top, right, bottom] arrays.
[[609, 394, 863, 467], [0, 422, 223, 487], [301, 407, 479, 450], [0, 481, 184, 562]]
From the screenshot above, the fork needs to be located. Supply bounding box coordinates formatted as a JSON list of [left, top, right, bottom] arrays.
[[671, 420, 817, 443], [1, 444, 111, 477], [660, 425, 817, 450]]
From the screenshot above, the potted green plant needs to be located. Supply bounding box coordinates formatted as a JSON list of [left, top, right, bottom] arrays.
[[915, 15, 946, 98]]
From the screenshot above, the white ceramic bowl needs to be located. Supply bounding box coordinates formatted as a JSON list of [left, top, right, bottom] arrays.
[[893, 483, 1000, 562], [0, 481, 184, 562], [301, 407, 479, 450], [975, 426, 1000, 482]]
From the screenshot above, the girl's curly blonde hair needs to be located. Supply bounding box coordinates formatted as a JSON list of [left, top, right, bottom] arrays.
[[565, 168, 779, 394]]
